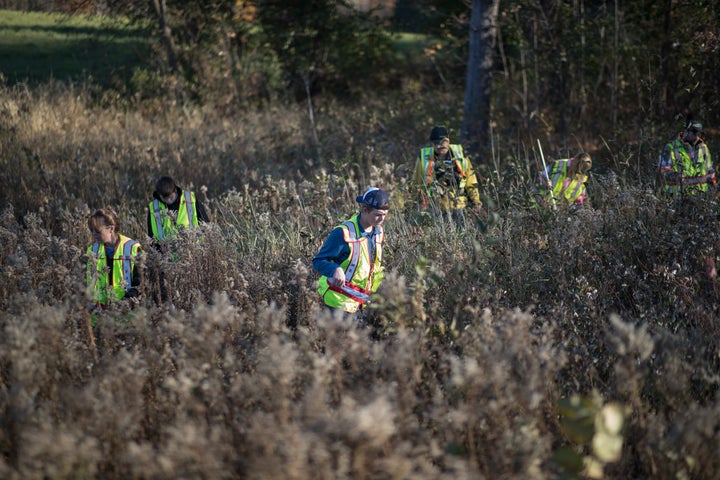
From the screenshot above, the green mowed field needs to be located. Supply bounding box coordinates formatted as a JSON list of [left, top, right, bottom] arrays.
[[0, 9, 433, 87], [0, 9, 149, 86]]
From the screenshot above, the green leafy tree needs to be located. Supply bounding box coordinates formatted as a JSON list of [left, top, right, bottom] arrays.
[[252, 0, 393, 156], [104, 0, 241, 100], [489, 0, 719, 146], [253, 0, 393, 97], [391, 0, 468, 34]]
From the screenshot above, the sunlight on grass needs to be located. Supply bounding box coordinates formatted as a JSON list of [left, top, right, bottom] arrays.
[[0, 9, 149, 85], [391, 31, 432, 61]]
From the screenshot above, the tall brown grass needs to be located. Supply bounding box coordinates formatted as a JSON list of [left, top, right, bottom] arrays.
[[0, 81, 719, 479]]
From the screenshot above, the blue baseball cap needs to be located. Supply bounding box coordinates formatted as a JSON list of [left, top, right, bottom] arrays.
[[356, 187, 389, 210]]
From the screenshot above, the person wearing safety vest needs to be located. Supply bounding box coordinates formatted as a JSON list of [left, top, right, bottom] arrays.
[[147, 175, 209, 243], [86, 208, 143, 308], [412, 125, 482, 221], [312, 187, 389, 319], [533, 152, 593, 209], [658, 120, 714, 195]]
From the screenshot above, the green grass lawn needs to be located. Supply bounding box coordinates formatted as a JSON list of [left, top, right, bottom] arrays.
[[0, 9, 430, 89], [391, 31, 432, 60], [0, 9, 150, 86]]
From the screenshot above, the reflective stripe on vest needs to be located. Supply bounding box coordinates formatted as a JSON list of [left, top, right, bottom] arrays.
[[672, 142, 683, 174], [181, 190, 195, 226], [151, 199, 165, 240], [341, 220, 362, 282], [91, 238, 137, 290], [328, 280, 372, 304], [122, 239, 137, 287], [563, 175, 587, 203], [549, 160, 570, 197], [88, 235, 139, 304]]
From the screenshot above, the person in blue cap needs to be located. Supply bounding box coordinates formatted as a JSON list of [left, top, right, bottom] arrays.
[[312, 187, 389, 319], [658, 120, 714, 195]]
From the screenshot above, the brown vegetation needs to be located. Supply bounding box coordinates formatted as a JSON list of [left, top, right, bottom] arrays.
[[1, 82, 719, 479]]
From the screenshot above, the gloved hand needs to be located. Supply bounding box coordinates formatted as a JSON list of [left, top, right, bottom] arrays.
[[664, 171, 682, 184], [125, 287, 140, 299], [470, 204, 486, 217], [330, 267, 346, 288]]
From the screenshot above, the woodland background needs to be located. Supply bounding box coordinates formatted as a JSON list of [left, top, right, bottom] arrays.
[[1, 1, 719, 479]]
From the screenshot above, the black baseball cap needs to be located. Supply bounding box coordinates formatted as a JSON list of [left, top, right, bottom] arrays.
[[356, 187, 390, 210], [429, 126, 449, 142]]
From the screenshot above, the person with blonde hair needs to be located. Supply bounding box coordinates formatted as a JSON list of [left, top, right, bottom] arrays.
[[533, 152, 593, 208], [86, 208, 143, 308]]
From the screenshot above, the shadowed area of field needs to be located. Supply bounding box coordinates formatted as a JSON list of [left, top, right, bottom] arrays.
[[0, 9, 149, 86]]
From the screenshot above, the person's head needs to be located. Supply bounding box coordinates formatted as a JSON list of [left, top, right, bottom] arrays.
[[683, 120, 703, 142], [155, 176, 178, 204], [88, 208, 119, 246], [575, 152, 592, 174], [429, 125, 450, 157], [567, 152, 592, 176], [356, 187, 390, 228]]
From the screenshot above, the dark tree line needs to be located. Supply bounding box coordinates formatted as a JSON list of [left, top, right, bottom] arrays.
[[4, 0, 718, 158], [479, 0, 719, 154], [107, 0, 720, 157]]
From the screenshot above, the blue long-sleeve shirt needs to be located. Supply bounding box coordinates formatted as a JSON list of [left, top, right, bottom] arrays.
[[312, 224, 380, 278]]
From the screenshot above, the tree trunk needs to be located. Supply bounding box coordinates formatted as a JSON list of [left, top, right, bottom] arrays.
[[151, 0, 180, 77], [656, 0, 673, 119], [461, 0, 500, 159], [302, 71, 320, 160], [150, 0, 187, 101], [612, 0, 619, 131]]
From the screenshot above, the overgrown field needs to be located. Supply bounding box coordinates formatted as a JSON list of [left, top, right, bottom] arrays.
[[1, 82, 719, 479]]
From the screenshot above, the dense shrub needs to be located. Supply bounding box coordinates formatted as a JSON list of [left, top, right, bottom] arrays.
[[0, 84, 719, 479]]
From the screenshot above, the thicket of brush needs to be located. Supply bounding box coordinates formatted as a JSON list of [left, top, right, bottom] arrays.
[[1, 82, 719, 479]]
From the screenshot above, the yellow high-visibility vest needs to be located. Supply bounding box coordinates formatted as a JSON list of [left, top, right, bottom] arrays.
[[87, 234, 141, 305], [317, 214, 384, 313], [149, 190, 200, 240]]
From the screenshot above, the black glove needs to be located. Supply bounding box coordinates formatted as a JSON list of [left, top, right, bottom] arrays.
[[125, 287, 140, 299], [664, 171, 682, 184]]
